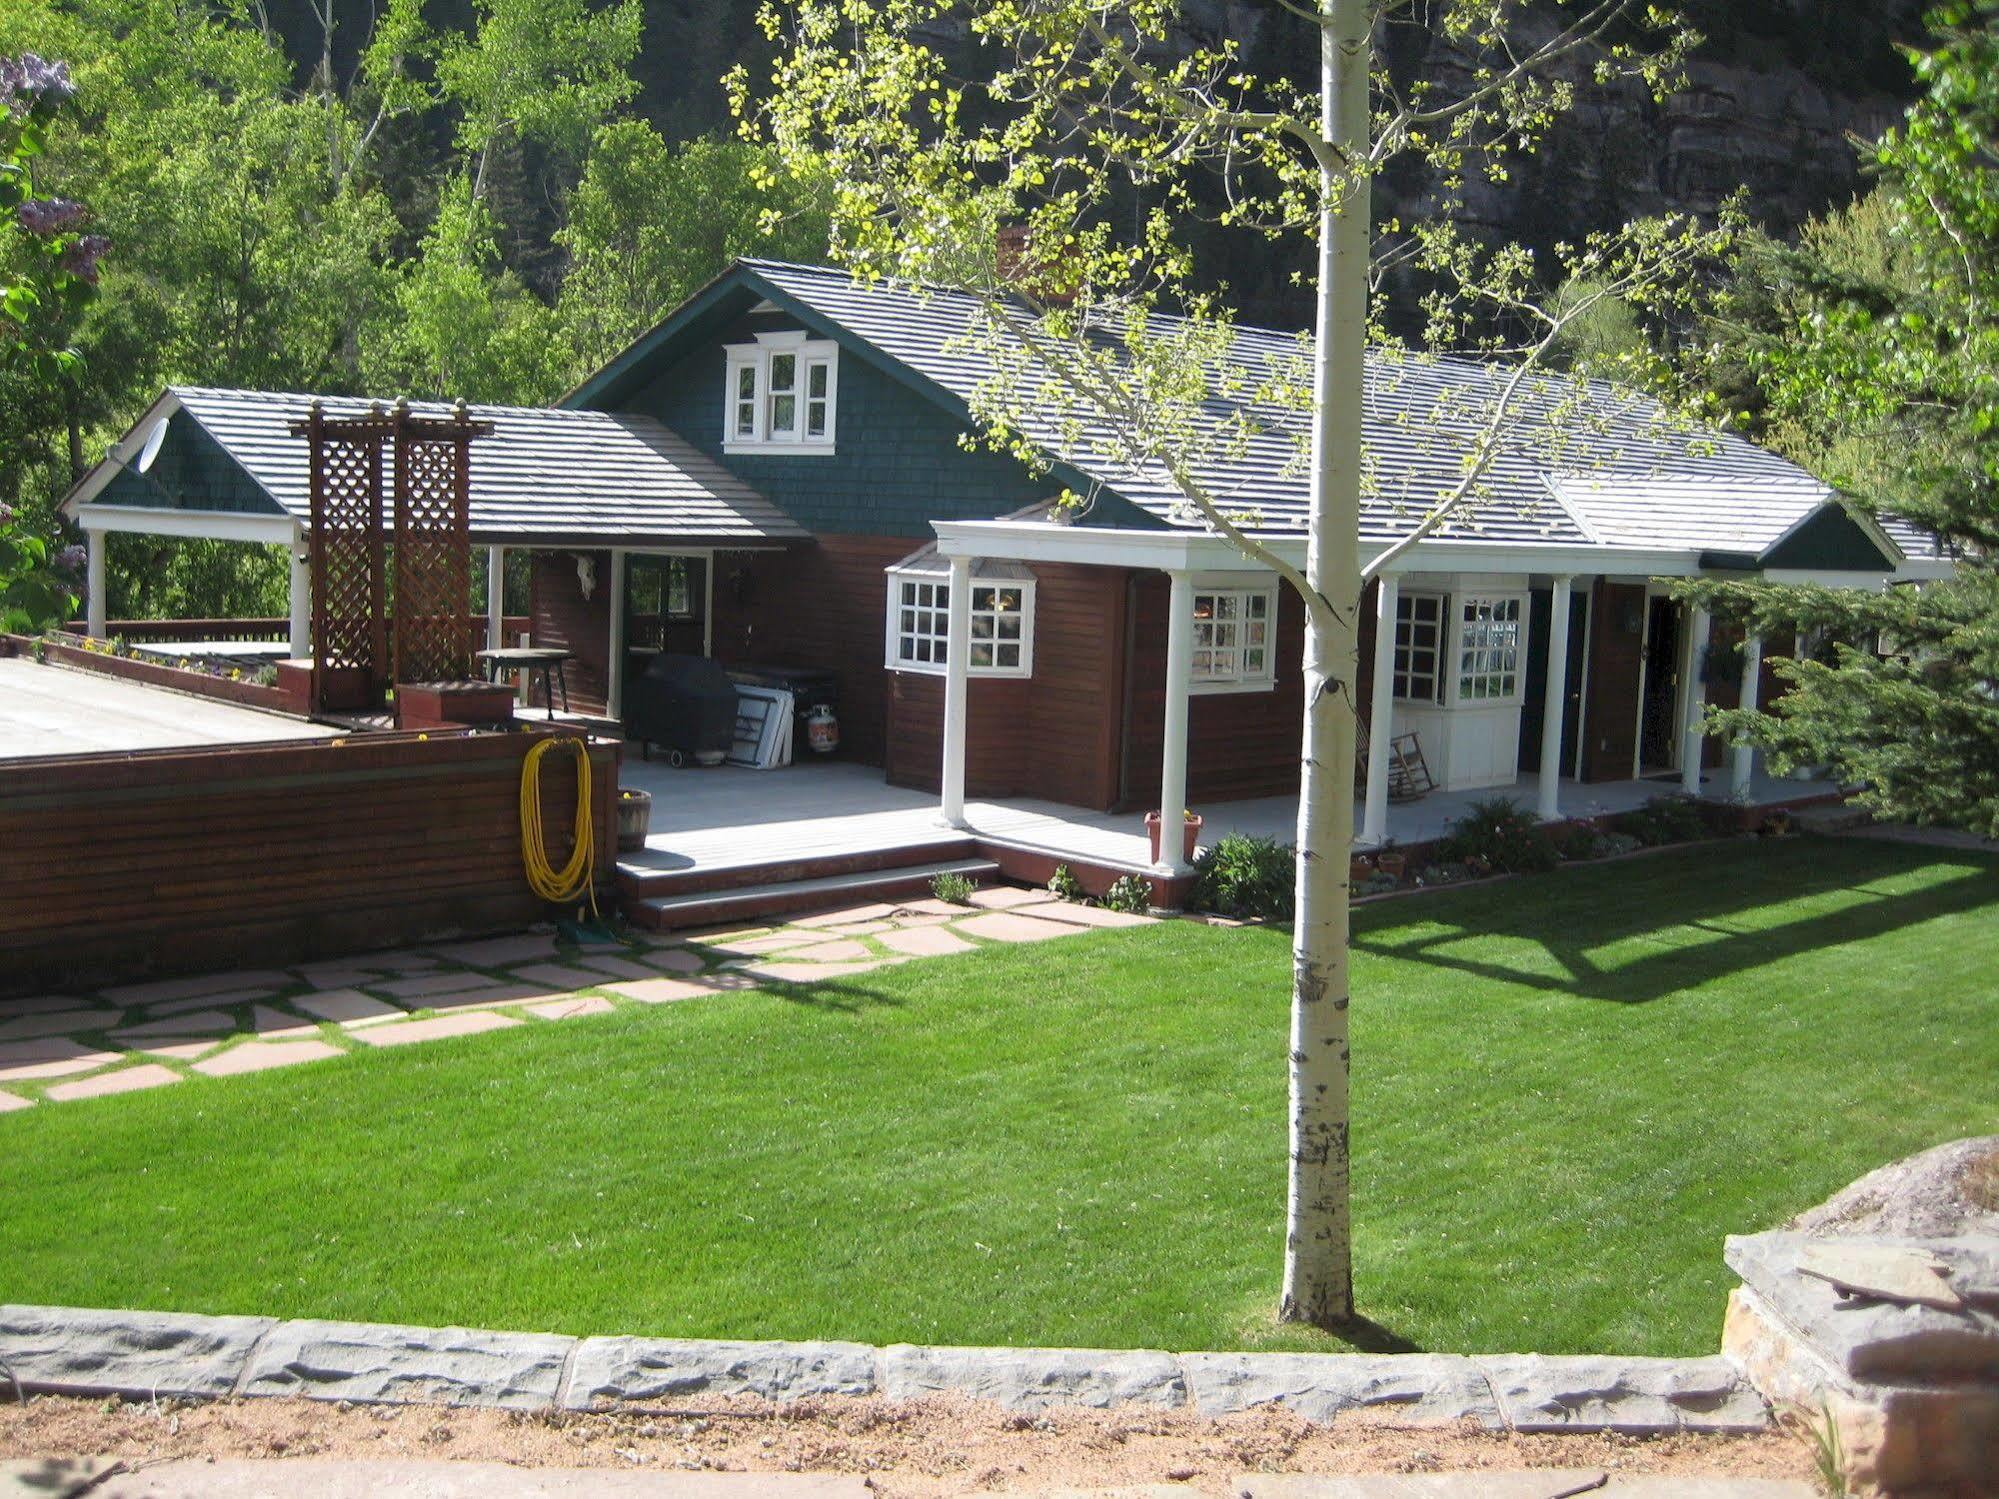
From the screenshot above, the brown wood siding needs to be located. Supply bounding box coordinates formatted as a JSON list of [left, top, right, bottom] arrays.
[[0, 729, 617, 995], [708, 534, 916, 767], [1120, 573, 1320, 809], [1582, 580, 1647, 782], [883, 563, 1126, 807], [529, 549, 612, 716]]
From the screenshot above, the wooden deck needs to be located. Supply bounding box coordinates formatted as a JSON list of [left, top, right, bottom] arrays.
[[616, 753, 1842, 879]]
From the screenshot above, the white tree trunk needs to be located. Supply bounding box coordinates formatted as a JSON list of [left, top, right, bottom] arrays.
[[1280, 0, 1371, 1330]]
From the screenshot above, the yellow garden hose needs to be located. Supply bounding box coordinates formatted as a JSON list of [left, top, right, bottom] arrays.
[[521, 736, 600, 918]]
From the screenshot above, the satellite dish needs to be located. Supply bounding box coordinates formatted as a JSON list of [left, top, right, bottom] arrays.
[[135, 416, 169, 473]]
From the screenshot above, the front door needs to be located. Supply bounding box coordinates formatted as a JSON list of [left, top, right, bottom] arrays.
[[1637, 596, 1681, 772], [624, 556, 708, 689]]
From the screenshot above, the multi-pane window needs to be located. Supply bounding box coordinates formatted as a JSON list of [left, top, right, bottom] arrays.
[[724, 338, 837, 450], [885, 573, 1035, 677], [1393, 592, 1445, 703], [1456, 594, 1524, 702], [1191, 587, 1275, 690]]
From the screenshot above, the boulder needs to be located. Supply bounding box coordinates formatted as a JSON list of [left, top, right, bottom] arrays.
[[1787, 1136, 1999, 1239]]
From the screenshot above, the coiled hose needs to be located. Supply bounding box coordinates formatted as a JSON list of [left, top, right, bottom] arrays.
[[520, 735, 600, 918]]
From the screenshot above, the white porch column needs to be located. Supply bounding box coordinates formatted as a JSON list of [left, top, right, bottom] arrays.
[[1156, 568, 1195, 873], [485, 544, 505, 652], [287, 541, 309, 657], [1730, 631, 1764, 800], [1680, 603, 1712, 795], [84, 527, 106, 638], [1360, 572, 1399, 847], [606, 549, 628, 721], [939, 554, 972, 827], [1537, 575, 1574, 821]]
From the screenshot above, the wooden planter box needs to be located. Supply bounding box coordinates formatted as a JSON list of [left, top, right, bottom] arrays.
[[396, 680, 519, 730]]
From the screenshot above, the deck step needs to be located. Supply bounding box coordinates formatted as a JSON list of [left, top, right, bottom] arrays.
[[617, 837, 977, 898], [628, 857, 1002, 931]]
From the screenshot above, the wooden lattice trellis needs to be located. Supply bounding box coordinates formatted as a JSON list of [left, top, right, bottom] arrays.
[[293, 400, 491, 712]]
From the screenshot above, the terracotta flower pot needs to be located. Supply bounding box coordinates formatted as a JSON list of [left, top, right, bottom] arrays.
[[1349, 856, 1374, 884], [1145, 810, 1203, 864], [1376, 852, 1408, 880]]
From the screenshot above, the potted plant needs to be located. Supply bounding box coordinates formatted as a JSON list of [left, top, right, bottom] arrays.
[[1375, 841, 1407, 881], [1145, 807, 1203, 863], [1348, 853, 1374, 885], [616, 787, 653, 852]]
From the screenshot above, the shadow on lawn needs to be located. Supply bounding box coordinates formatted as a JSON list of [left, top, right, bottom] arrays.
[[764, 977, 907, 1015], [1353, 839, 1999, 1005]]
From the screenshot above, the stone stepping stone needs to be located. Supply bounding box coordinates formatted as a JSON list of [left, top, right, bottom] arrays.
[[374, 970, 491, 1001], [964, 885, 1047, 910], [524, 997, 616, 1021], [566, 954, 657, 981], [0, 1089, 33, 1112], [422, 982, 564, 1014], [291, 989, 407, 1027], [109, 1010, 234, 1041], [352, 1011, 521, 1048], [194, 1039, 343, 1076], [0, 993, 87, 1017], [607, 975, 750, 1005], [0, 1039, 120, 1083], [145, 986, 280, 1017], [0, 1008, 122, 1043], [891, 897, 973, 917], [697, 931, 815, 957], [248, 1006, 322, 1040], [426, 932, 558, 967], [136, 1040, 224, 1062], [1010, 899, 1157, 929], [100, 970, 292, 1007], [289, 961, 385, 989], [45, 1063, 182, 1102], [954, 911, 1086, 943], [511, 962, 616, 991], [783, 939, 872, 963], [636, 948, 707, 975], [877, 925, 977, 958], [357, 951, 444, 975], [792, 902, 902, 928], [738, 958, 899, 983]]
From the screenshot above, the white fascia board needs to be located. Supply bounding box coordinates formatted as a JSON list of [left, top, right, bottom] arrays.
[[1892, 560, 1959, 582], [74, 503, 298, 545], [933, 520, 1702, 580], [1756, 568, 1902, 590]]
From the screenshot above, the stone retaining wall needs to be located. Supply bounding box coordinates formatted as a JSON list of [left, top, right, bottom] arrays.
[[0, 1303, 1770, 1434]]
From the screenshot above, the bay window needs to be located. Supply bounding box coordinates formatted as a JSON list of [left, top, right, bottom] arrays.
[[884, 564, 1036, 677], [1189, 585, 1276, 692]]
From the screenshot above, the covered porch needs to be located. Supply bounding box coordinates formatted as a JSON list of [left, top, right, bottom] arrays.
[[617, 754, 1832, 881]]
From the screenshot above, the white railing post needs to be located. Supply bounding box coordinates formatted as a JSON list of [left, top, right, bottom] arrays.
[[288, 538, 310, 657], [1681, 604, 1712, 796], [1731, 630, 1763, 800], [1156, 568, 1195, 873], [939, 554, 972, 827], [1537, 575, 1574, 821], [1361, 572, 1399, 847], [485, 544, 505, 653], [84, 527, 106, 638]]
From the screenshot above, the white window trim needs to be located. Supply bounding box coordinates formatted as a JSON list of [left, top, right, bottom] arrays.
[[1447, 590, 1528, 708], [723, 331, 839, 455], [1392, 589, 1447, 706], [883, 569, 1036, 678], [1187, 580, 1278, 696]]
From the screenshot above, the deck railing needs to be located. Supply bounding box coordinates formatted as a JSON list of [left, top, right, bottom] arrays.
[[59, 615, 533, 646]]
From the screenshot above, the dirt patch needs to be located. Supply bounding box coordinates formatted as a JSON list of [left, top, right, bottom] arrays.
[[0, 1391, 1814, 1495]]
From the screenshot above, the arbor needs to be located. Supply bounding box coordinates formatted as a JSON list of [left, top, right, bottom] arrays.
[[743, 0, 1719, 1327], [1681, 2, 1999, 835]]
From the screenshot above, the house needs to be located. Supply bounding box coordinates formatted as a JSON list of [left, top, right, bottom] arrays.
[[59, 258, 1953, 892]]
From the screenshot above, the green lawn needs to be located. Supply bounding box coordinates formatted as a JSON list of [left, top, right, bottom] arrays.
[[4, 835, 1994, 1356]]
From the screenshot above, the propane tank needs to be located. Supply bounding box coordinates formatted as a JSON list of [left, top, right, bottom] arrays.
[[805, 702, 840, 755]]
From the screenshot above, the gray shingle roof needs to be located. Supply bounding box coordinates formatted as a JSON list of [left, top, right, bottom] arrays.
[[743, 259, 1856, 554], [150, 388, 807, 544]]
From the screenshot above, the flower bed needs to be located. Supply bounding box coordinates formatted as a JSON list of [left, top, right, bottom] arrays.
[[7, 631, 298, 715]]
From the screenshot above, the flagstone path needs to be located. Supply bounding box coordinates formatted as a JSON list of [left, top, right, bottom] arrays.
[[0, 887, 1154, 1112]]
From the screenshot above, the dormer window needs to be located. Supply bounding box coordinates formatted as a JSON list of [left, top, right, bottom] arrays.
[[724, 333, 837, 454]]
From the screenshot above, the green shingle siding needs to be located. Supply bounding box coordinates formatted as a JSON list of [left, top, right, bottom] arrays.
[[621, 309, 1153, 538], [1761, 505, 1895, 571], [93, 415, 284, 516]]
